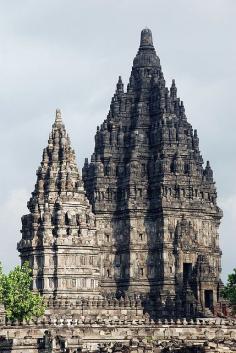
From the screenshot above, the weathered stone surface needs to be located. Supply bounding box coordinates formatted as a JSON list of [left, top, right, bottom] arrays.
[[82, 28, 222, 318], [18, 109, 100, 299], [0, 319, 236, 352]]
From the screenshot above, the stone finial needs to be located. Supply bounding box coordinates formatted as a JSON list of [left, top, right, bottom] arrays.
[[55, 109, 62, 126], [180, 100, 186, 119], [140, 28, 154, 49], [170, 79, 177, 100], [133, 28, 159, 68], [116, 76, 124, 94], [204, 160, 214, 182]]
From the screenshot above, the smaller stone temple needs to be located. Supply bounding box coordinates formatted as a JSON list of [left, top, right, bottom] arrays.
[[17, 109, 100, 300]]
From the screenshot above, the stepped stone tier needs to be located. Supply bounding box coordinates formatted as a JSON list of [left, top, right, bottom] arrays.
[[1, 28, 233, 352]]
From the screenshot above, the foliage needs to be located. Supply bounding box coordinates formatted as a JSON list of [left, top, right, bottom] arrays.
[[0, 261, 45, 322], [0, 263, 3, 303], [221, 268, 236, 311]]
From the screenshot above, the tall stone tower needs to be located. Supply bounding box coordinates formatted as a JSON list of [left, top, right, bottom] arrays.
[[83, 28, 222, 316], [18, 110, 100, 299]]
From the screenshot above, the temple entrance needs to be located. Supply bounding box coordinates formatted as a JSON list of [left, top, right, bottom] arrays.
[[204, 289, 213, 308], [183, 263, 192, 282]]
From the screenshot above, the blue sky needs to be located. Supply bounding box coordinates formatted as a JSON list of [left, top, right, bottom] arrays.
[[0, 0, 235, 281]]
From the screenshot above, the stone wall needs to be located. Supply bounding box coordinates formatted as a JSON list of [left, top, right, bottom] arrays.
[[0, 318, 236, 352]]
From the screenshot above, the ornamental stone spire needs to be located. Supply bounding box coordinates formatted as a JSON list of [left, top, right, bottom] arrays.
[[83, 28, 222, 318], [18, 110, 100, 300]]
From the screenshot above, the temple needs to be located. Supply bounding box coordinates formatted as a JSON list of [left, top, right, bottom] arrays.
[[18, 27, 222, 320], [18, 109, 100, 299], [83, 27, 222, 318], [1, 29, 235, 353]]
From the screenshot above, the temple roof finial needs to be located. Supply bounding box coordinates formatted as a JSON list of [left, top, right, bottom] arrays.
[[55, 109, 62, 125], [133, 27, 159, 68], [116, 75, 124, 94], [140, 28, 154, 49]]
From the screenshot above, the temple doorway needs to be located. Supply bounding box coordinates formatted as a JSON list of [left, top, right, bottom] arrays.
[[204, 289, 213, 308]]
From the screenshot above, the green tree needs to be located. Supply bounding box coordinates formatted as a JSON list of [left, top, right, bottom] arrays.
[[0, 262, 45, 322], [0, 263, 3, 303], [221, 268, 236, 311]]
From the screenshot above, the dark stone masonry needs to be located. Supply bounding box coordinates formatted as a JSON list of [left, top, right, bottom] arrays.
[[0, 28, 235, 352]]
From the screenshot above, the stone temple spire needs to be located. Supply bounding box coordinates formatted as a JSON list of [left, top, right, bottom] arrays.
[[27, 109, 80, 210], [18, 110, 100, 301], [83, 28, 222, 318]]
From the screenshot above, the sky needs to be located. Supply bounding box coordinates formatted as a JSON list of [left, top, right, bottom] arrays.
[[0, 0, 235, 281]]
